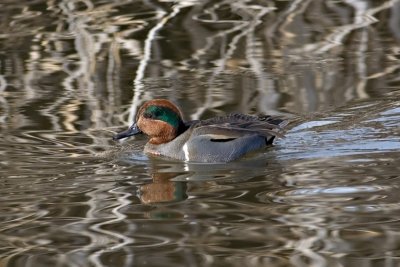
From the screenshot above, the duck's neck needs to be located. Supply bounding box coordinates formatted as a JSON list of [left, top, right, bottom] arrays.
[[177, 121, 189, 136], [148, 121, 188, 145]]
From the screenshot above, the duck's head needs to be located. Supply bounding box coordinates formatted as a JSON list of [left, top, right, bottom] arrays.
[[113, 99, 185, 145]]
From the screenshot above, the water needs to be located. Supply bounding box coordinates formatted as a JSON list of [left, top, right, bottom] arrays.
[[1, 0, 400, 266]]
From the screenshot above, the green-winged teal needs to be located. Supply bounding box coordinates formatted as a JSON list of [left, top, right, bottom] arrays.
[[113, 99, 287, 163]]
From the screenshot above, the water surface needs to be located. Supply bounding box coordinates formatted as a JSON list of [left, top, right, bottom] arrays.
[[1, 1, 400, 266]]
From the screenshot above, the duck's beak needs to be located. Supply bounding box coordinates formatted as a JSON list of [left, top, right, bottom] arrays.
[[113, 123, 142, 140]]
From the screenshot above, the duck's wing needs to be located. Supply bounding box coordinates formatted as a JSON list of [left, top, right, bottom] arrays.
[[192, 114, 287, 140]]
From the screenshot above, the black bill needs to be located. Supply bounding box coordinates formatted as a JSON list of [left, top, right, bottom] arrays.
[[113, 123, 142, 140]]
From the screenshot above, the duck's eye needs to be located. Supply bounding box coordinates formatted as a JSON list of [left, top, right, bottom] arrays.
[[144, 106, 164, 119], [143, 112, 154, 119]]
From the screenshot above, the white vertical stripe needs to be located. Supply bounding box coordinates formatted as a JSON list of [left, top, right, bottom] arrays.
[[183, 143, 190, 161]]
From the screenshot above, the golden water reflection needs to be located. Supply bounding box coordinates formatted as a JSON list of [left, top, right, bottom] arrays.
[[1, 0, 399, 133], [1, 0, 400, 266]]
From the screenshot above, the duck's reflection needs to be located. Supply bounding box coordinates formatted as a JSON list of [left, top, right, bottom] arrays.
[[138, 171, 188, 204], [135, 153, 282, 205]]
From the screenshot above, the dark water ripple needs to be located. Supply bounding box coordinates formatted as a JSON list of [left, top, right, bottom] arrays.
[[1, 97, 400, 266], [1, 0, 400, 266]]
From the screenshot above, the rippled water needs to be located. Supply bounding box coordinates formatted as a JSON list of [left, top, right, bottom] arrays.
[[1, 0, 400, 266]]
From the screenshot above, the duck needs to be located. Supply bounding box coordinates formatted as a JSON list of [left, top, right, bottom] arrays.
[[113, 99, 287, 163]]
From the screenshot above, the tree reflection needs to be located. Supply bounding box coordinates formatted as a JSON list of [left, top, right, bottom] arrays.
[[1, 0, 399, 135]]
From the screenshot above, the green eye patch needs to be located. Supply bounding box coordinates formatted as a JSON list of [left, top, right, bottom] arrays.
[[144, 105, 181, 128]]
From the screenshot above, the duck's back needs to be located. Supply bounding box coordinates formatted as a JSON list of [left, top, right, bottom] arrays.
[[193, 113, 286, 138]]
